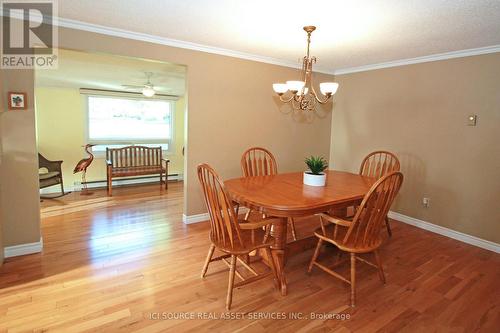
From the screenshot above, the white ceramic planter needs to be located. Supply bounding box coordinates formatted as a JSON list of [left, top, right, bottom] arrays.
[[303, 172, 326, 186]]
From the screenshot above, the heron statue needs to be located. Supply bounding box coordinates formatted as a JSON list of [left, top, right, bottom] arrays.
[[73, 144, 95, 195]]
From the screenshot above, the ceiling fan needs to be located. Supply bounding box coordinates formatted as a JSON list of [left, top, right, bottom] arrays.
[[122, 72, 157, 97]]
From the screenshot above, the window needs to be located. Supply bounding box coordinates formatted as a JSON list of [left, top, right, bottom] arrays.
[[86, 94, 175, 153]]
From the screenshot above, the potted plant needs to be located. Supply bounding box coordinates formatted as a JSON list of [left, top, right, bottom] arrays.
[[303, 156, 328, 186]]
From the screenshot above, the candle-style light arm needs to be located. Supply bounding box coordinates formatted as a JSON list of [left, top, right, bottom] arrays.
[[277, 94, 296, 103], [311, 86, 332, 104]]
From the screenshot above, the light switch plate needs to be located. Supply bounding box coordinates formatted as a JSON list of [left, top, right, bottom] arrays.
[[467, 115, 477, 126]]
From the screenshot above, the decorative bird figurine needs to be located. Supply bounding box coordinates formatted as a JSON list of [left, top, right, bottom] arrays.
[[73, 144, 95, 195]]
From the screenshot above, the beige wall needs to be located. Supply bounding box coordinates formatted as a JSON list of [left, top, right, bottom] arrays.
[[330, 53, 500, 243], [55, 27, 334, 216], [35, 87, 186, 188], [0, 69, 41, 247]]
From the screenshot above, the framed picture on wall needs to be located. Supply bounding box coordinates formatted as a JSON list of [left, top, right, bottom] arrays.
[[8, 92, 27, 110]]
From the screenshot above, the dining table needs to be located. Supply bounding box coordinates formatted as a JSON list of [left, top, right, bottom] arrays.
[[225, 170, 376, 296]]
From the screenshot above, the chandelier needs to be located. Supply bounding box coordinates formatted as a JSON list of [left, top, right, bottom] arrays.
[[272, 26, 339, 111]]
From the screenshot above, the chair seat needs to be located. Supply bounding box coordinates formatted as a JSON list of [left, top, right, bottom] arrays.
[[313, 224, 382, 254], [214, 226, 274, 255], [39, 171, 60, 180], [111, 166, 165, 177]]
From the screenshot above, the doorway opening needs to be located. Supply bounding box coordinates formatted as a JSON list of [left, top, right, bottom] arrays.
[[34, 48, 187, 209]]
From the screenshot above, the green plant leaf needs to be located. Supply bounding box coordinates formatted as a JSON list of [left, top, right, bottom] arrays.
[[304, 156, 328, 175]]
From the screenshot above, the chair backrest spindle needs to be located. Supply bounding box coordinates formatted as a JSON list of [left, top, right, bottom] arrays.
[[344, 171, 403, 250], [106, 146, 162, 168], [241, 147, 278, 177], [198, 164, 244, 250], [359, 151, 400, 179]]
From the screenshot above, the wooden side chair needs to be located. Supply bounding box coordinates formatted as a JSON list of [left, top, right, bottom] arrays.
[[197, 163, 279, 310], [308, 171, 403, 307], [38, 153, 66, 198], [359, 151, 400, 236], [241, 147, 298, 241]]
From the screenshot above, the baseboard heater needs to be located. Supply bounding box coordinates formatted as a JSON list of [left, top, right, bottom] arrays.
[[77, 174, 182, 188]]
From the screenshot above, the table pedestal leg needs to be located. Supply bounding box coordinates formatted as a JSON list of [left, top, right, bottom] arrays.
[[331, 207, 348, 218], [271, 217, 287, 296]]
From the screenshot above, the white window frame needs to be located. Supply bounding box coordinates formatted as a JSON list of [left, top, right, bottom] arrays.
[[82, 89, 177, 156]]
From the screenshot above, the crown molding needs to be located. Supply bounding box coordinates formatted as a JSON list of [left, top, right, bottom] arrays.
[[1, 11, 322, 72], [4, 12, 499, 76], [55, 18, 500, 76], [334, 45, 500, 75], [55, 17, 337, 75]]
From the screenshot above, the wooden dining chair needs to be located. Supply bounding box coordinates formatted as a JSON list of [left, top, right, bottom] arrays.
[[240, 147, 298, 241], [308, 171, 403, 307], [359, 151, 400, 237], [197, 163, 279, 310]]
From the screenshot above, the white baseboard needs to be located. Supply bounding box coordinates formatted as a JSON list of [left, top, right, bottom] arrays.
[[388, 211, 500, 254], [182, 212, 209, 224], [182, 207, 249, 225], [4, 237, 43, 258], [182, 209, 499, 253], [40, 174, 183, 194]]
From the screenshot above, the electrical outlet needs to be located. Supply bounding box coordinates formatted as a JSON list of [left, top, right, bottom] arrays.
[[422, 197, 430, 208]]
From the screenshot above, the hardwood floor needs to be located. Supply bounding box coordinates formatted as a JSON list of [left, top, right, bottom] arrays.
[[1, 183, 499, 332]]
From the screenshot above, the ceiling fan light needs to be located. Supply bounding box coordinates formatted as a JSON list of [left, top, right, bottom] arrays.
[[320, 82, 339, 96], [273, 83, 288, 95], [286, 80, 305, 93], [142, 86, 156, 97]]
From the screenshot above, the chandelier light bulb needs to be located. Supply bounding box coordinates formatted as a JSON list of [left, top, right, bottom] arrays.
[[320, 82, 339, 96], [286, 80, 305, 93], [272, 83, 288, 95]]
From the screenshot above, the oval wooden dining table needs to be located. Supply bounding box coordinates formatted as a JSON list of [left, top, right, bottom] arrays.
[[225, 170, 375, 296]]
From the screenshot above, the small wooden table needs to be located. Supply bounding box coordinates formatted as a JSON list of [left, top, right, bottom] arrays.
[[225, 170, 375, 296]]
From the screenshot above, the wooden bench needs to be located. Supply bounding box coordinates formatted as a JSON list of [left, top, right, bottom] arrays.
[[106, 145, 169, 196]]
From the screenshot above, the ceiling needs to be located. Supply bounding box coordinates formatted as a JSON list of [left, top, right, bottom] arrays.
[[56, 0, 500, 72], [35, 49, 186, 95]]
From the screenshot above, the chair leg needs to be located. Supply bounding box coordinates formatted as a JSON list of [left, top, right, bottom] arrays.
[[385, 216, 392, 237], [374, 250, 386, 284], [201, 244, 215, 278], [335, 250, 343, 264], [264, 247, 279, 290], [263, 224, 271, 243], [350, 253, 356, 307], [226, 255, 237, 311], [288, 218, 297, 241], [308, 239, 323, 273], [165, 163, 169, 189], [107, 174, 112, 196], [60, 178, 65, 196]]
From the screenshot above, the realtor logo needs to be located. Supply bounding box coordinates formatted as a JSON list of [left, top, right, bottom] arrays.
[[1, 0, 58, 69]]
